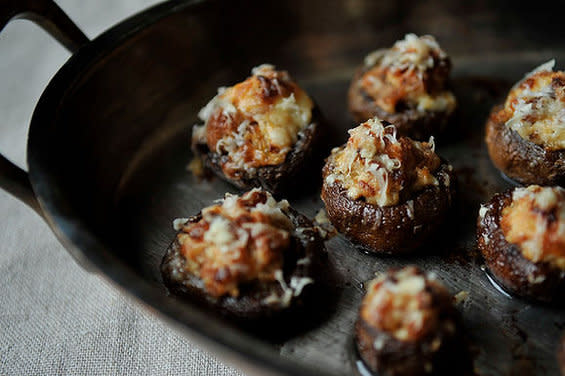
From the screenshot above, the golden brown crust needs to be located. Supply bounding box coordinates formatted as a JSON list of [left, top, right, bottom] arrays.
[[173, 189, 291, 298], [355, 267, 468, 376], [161, 206, 323, 321], [194, 109, 323, 194], [347, 65, 454, 141], [485, 105, 565, 185], [321, 162, 454, 254], [476, 191, 565, 303], [192, 64, 326, 194], [324, 119, 440, 206]]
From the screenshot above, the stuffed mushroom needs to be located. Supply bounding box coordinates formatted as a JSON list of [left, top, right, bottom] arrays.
[[321, 118, 455, 254], [477, 185, 565, 303], [355, 266, 467, 376], [485, 60, 565, 185], [348, 34, 456, 140], [192, 64, 322, 193], [161, 188, 322, 320]]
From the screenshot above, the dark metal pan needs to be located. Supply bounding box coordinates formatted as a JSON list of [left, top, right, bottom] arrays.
[[1, 0, 564, 374]]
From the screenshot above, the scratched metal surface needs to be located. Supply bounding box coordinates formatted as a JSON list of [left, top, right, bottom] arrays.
[[115, 52, 565, 376]]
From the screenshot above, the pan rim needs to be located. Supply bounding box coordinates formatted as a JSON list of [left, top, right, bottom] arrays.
[[25, 1, 329, 375]]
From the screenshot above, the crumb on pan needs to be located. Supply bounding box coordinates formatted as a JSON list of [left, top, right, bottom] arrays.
[[453, 290, 469, 306], [313, 208, 337, 240]]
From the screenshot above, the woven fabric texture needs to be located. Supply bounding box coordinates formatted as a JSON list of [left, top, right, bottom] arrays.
[[0, 1, 243, 375]]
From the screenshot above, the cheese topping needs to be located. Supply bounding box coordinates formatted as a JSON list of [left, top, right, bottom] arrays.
[[175, 188, 295, 298], [495, 60, 565, 150], [501, 185, 565, 270], [192, 64, 314, 177], [360, 267, 449, 342], [325, 118, 441, 206], [360, 34, 456, 114]]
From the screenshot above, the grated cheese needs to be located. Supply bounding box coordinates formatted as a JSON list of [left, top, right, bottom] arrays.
[[501, 185, 565, 270], [376, 34, 446, 73], [192, 65, 314, 177], [175, 189, 296, 297], [361, 266, 449, 342], [262, 270, 314, 307], [325, 118, 440, 206], [503, 60, 565, 150], [361, 34, 456, 114]]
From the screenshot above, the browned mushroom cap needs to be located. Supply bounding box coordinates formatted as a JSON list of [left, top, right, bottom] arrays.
[[161, 189, 323, 321], [194, 112, 323, 194], [321, 118, 454, 254], [191, 64, 324, 194], [348, 68, 454, 141], [485, 106, 565, 186], [477, 188, 565, 303], [355, 266, 468, 376], [348, 34, 455, 141], [322, 163, 454, 254], [485, 61, 565, 185]]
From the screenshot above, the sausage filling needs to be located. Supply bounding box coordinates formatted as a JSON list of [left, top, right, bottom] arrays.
[[501, 185, 565, 270], [192, 64, 314, 178], [493, 60, 565, 151], [360, 34, 456, 114], [175, 189, 294, 298], [325, 118, 441, 206], [360, 267, 452, 342]]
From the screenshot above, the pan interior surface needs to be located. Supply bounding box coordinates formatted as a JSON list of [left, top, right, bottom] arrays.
[[30, 1, 565, 375], [116, 57, 565, 376]]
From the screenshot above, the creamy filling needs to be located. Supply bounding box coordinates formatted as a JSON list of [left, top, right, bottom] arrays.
[[174, 189, 296, 298], [361, 34, 455, 114], [325, 118, 441, 206], [503, 60, 565, 150], [361, 267, 445, 342], [192, 64, 314, 177], [501, 185, 565, 270]]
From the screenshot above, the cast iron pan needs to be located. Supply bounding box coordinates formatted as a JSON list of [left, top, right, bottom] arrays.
[[1, 0, 564, 375]]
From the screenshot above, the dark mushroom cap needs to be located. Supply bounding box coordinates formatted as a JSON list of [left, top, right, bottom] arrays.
[[348, 67, 454, 141], [321, 162, 454, 254], [355, 266, 467, 376], [476, 190, 565, 303], [347, 34, 455, 141], [485, 105, 565, 186], [194, 110, 322, 194], [161, 199, 322, 321]]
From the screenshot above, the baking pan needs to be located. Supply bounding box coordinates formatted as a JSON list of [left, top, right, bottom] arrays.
[[1, 0, 564, 374]]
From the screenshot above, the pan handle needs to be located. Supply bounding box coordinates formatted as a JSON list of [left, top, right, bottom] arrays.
[[0, 0, 89, 214]]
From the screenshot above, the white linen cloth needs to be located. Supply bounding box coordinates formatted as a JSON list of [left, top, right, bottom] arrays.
[[0, 1, 243, 375]]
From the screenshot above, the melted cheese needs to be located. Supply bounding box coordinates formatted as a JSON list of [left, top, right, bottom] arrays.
[[192, 65, 314, 177], [502, 60, 565, 150], [361, 34, 456, 114], [361, 267, 446, 342], [378, 33, 446, 72], [262, 270, 313, 307], [325, 118, 441, 206], [501, 185, 565, 270], [175, 188, 296, 297]]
